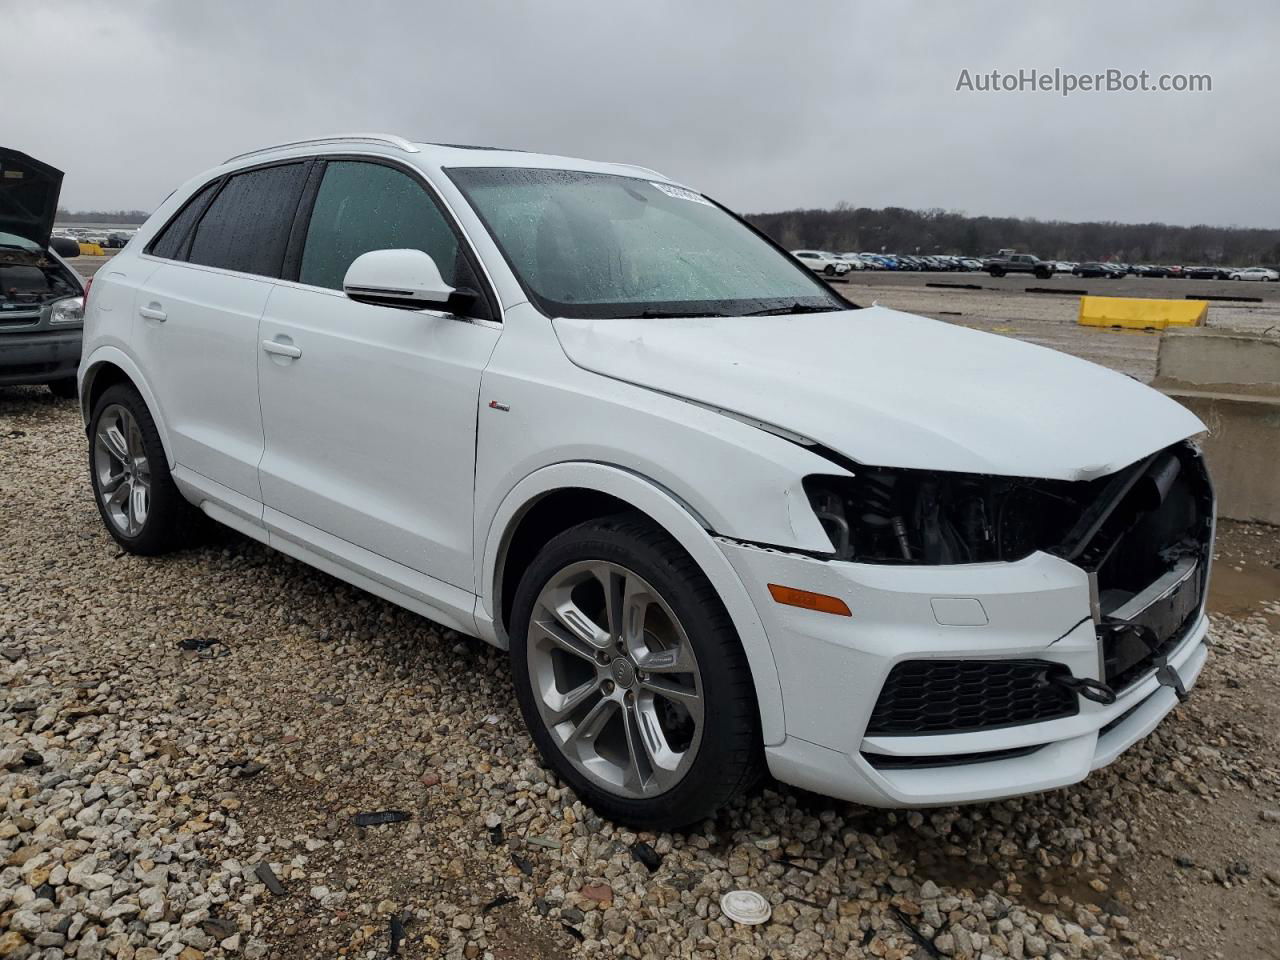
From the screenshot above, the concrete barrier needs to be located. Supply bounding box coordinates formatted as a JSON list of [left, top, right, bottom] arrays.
[[1078, 296, 1207, 330], [1152, 329, 1280, 524]]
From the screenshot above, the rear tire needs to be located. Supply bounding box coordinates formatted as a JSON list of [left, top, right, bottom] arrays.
[[989, 267, 1005, 277], [89, 383, 206, 555], [509, 515, 763, 830], [47, 378, 77, 400], [823, 265, 836, 276]]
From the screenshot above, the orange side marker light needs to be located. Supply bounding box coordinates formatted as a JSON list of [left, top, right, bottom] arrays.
[[767, 584, 852, 617]]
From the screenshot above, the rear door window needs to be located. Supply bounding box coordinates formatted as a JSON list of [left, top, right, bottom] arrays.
[[298, 161, 477, 300], [186, 163, 308, 277]]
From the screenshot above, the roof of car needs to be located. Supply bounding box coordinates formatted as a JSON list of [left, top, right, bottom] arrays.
[[219, 133, 672, 183]]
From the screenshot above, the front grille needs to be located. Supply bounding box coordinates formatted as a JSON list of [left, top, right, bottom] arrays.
[[866, 659, 1078, 736], [863, 744, 1045, 769]]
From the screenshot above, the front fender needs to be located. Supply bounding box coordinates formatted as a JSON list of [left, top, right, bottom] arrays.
[[478, 461, 786, 746]]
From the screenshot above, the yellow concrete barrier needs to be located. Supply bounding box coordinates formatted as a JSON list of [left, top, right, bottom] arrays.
[[74, 242, 105, 256], [1077, 296, 1207, 330]]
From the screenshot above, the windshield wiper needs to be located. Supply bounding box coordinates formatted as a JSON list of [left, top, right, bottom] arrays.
[[743, 303, 841, 317], [628, 309, 727, 319]]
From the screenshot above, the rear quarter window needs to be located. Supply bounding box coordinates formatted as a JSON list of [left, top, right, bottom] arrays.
[[186, 163, 308, 277], [147, 180, 219, 260]]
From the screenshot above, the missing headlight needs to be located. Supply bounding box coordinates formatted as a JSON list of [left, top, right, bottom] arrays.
[[804, 468, 1102, 564]]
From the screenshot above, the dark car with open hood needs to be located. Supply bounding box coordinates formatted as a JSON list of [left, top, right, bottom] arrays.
[[1, 148, 86, 397]]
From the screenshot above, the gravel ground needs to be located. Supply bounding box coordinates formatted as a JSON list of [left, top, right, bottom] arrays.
[[2, 388, 1279, 960]]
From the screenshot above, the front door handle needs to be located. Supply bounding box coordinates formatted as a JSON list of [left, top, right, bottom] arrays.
[[261, 339, 302, 359], [139, 305, 167, 322]]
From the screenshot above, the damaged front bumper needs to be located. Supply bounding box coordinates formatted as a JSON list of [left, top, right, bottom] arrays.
[[718, 538, 1209, 808]]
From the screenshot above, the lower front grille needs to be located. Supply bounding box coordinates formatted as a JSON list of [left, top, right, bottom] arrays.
[[866, 659, 1079, 736], [863, 744, 1045, 769]]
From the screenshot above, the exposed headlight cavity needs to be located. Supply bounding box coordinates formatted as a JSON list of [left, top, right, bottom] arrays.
[[804, 468, 1101, 564]]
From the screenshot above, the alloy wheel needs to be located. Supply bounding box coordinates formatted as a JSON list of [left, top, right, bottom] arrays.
[[93, 403, 151, 537], [526, 560, 704, 799]]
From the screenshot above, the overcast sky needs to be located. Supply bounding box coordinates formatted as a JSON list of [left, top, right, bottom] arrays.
[[9, 0, 1278, 227]]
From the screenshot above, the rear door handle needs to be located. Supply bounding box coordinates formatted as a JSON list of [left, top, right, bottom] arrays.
[[262, 339, 302, 359], [139, 305, 167, 322]]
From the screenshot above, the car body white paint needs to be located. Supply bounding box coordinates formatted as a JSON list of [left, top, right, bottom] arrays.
[[80, 134, 1209, 810], [552, 305, 1205, 481]]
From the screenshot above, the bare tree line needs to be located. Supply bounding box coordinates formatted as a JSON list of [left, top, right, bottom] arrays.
[[55, 209, 150, 225], [747, 205, 1280, 266]]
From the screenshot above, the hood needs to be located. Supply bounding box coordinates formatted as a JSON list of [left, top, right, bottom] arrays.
[[552, 305, 1205, 482], [0, 148, 64, 249]]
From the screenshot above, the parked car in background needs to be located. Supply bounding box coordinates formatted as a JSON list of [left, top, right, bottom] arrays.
[[834, 253, 864, 271], [77, 133, 1215, 829], [792, 249, 851, 277], [0, 148, 86, 398], [983, 252, 1054, 279], [1184, 266, 1230, 280], [959, 257, 985, 271], [1073, 262, 1122, 279], [846, 253, 883, 270], [1230, 266, 1279, 281], [1053, 261, 1076, 273]]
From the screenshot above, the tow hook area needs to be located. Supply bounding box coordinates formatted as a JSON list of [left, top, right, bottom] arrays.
[[1050, 673, 1118, 705], [1156, 663, 1190, 703]]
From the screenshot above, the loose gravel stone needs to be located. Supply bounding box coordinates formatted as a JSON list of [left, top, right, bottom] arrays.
[[3, 386, 1279, 959]]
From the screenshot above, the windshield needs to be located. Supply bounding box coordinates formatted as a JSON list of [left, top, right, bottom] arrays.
[[447, 168, 846, 319], [0, 231, 41, 252]]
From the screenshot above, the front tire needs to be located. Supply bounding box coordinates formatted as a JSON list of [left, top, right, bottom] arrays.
[[89, 383, 205, 555], [509, 515, 762, 830]]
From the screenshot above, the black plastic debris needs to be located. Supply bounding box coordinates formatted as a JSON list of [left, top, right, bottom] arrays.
[[482, 895, 516, 913], [200, 917, 238, 940], [779, 857, 820, 875], [176, 637, 230, 659], [353, 810, 412, 827], [891, 906, 943, 959], [253, 861, 286, 896], [388, 915, 406, 956], [488, 824, 505, 846], [561, 923, 585, 942], [511, 853, 534, 876], [786, 894, 825, 910], [629, 841, 662, 873]]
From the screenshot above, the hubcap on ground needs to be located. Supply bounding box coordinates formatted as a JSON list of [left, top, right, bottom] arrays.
[[527, 560, 704, 798], [93, 404, 151, 537]]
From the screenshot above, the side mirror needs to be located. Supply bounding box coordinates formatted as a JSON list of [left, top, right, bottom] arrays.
[[342, 248, 456, 310], [50, 237, 81, 259]]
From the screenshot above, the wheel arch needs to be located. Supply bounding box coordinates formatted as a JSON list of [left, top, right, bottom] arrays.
[[480, 462, 786, 745], [79, 347, 174, 466]]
